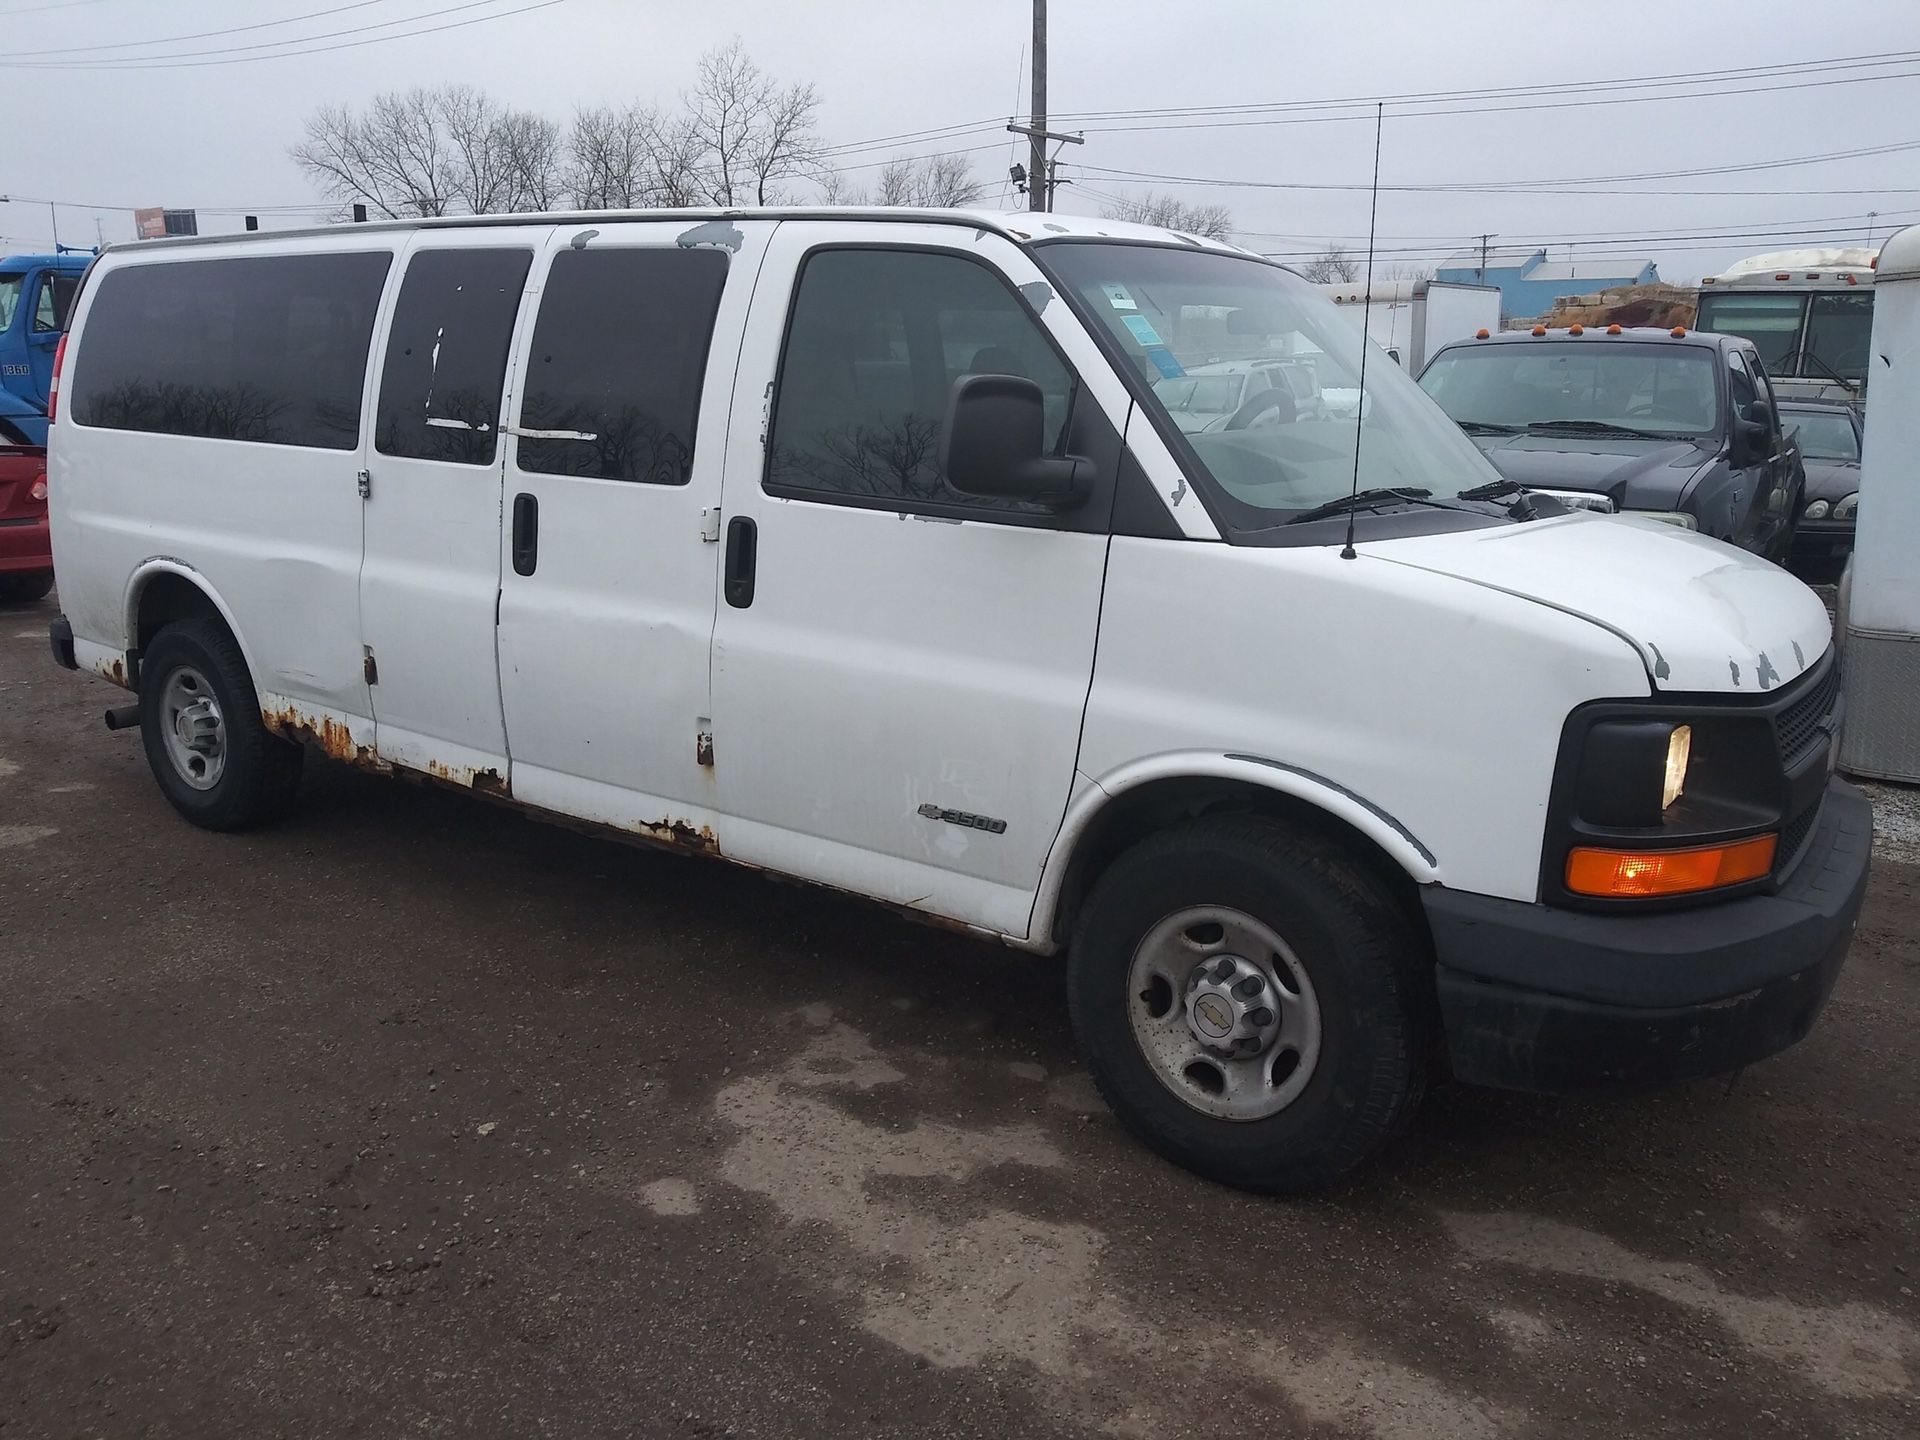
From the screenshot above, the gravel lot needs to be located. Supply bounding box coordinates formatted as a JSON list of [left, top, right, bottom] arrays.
[[3, 591, 1917, 1439]]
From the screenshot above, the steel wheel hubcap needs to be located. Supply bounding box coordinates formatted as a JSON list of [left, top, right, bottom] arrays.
[[1127, 905, 1322, 1121], [159, 666, 226, 791]]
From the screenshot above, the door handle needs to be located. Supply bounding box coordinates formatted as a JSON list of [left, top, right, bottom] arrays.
[[511, 492, 539, 576], [724, 516, 757, 608]]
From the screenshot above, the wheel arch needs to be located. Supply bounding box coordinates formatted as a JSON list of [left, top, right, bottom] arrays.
[[1031, 753, 1441, 951], [122, 561, 261, 693]]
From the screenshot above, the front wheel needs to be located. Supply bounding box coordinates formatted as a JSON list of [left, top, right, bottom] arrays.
[[1068, 816, 1430, 1194], [139, 619, 303, 831]]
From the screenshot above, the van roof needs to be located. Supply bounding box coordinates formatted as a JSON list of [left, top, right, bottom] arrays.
[[102, 206, 1255, 257]]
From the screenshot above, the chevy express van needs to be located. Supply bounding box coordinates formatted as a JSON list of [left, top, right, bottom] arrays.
[[45, 209, 1869, 1193]]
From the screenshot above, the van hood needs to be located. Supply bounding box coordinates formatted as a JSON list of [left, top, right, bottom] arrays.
[[1467, 433, 1713, 510], [1370, 512, 1831, 694]]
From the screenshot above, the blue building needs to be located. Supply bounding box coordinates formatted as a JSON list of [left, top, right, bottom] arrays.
[[1435, 247, 1660, 323]]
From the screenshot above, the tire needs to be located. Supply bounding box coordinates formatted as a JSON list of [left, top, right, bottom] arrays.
[[1068, 815, 1430, 1195], [138, 619, 303, 831], [0, 571, 54, 604]]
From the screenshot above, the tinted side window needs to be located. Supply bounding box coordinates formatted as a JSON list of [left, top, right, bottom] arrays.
[[36, 273, 78, 333], [376, 248, 531, 466], [516, 247, 728, 485], [71, 252, 391, 449], [766, 248, 1073, 511]]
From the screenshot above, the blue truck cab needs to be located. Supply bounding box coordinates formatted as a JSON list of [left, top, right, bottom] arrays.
[[0, 253, 88, 445]]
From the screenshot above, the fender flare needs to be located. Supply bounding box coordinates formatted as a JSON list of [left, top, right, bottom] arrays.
[[121, 557, 266, 688], [1027, 750, 1441, 945]]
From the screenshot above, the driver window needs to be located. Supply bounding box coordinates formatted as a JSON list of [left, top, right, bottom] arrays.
[[1728, 351, 1757, 413], [766, 248, 1074, 513]]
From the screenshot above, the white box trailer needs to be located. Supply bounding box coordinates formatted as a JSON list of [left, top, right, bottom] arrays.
[[1316, 278, 1501, 373], [1840, 225, 1920, 780]]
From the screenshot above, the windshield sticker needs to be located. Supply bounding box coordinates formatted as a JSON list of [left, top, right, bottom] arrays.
[[1102, 282, 1137, 310], [1146, 346, 1185, 379], [1122, 313, 1163, 347]]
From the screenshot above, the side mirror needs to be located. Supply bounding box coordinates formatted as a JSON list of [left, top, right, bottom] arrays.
[[940, 374, 1086, 505], [1741, 398, 1774, 428], [1733, 413, 1768, 465]]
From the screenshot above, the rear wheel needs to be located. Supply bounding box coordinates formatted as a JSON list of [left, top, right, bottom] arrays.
[[0, 571, 53, 604], [1068, 815, 1430, 1194], [139, 619, 302, 830]]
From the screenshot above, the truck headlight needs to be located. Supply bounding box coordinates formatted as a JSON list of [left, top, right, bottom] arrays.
[[1833, 492, 1859, 520], [1804, 498, 1831, 520], [1663, 724, 1691, 810], [1630, 510, 1698, 530]]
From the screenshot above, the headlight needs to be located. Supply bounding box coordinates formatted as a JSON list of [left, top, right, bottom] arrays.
[[1804, 498, 1831, 520], [1833, 492, 1860, 520], [1628, 510, 1698, 530], [1663, 724, 1691, 810]]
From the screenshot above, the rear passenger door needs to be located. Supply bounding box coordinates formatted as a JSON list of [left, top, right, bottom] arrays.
[[494, 221, 768, 832], [706, 224, 1122, 937], [361, 230, 547, 783]]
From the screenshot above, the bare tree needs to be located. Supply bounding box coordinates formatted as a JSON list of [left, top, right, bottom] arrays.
[[1297, 246, 1361, 283], [292, 85, 563, 217], [685, 39, 824, 205], [1099, 191, 1234, 241], [817, 169, 870, 205], [1381, 261, 1435, 284], [873, 153, 983, 208]]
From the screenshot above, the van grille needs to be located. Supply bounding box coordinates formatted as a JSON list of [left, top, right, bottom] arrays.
[[1774, 657, 1839, 768]]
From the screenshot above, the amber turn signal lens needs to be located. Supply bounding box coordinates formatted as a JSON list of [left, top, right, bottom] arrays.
[[1566, 834, 1776, 898]]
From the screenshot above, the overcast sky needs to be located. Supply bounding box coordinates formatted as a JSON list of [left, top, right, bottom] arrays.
[[6, 0, 1919, 281]]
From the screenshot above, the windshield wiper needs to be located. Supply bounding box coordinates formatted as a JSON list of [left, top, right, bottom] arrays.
[[1457, 419, 1522, 435], [1525, 419, 1684, 441], [1287, 487, 1434, 524], [1456, 476, 1538, 519]]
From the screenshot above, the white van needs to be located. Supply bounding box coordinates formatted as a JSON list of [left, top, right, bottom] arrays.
[[45, 208, 1869, 1193]]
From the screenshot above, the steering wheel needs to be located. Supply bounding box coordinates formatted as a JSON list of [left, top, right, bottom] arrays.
[[1224, 387, 1296, 430], [1623, 401, 1659, 417]]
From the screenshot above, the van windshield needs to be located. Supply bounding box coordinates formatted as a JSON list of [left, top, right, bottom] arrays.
[[1040, 242, 1498, 531], [0, 274, 22, 332]]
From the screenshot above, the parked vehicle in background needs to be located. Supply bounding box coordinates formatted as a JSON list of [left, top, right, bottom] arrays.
[[1781, 400, 1863, 580], [1316, 278, 1501, 373], [0, 442, 51, 602], [0, 253, 88, 446], [1418, 326, 1803, 561], [46, 208, 1865, 1194], [1150, 359, 1324, 433], [1695, 248, 1876, 404]]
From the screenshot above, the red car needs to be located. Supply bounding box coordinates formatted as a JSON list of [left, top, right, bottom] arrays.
[[0, 442, 51, 603]]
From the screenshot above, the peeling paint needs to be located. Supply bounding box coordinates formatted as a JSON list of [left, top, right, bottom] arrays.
[[635, 817, 721, 857], [1647, 642, 1671, 682], [424, 417, 488, 432], [570, 228, 600, 249], [1756, 651, 1781, 690], [675, 219, 744, 253], [507, 425, 598, 442], [1792, 640, 1806, 670], [1041, 222, 1067, 234], [263, 706, 382, 769], [1729, 659, 1743, 686], [1018, 280, 1052, 314]]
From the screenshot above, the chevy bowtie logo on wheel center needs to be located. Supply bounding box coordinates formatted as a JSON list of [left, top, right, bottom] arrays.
[[1194, 995, 1233, 1038]]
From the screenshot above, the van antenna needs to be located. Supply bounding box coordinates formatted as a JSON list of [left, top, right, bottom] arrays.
[[1341, 102, 1386, 562]]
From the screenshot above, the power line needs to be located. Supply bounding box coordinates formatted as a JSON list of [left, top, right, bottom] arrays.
[[10, 0, 399, 58], [0, 0, 567, 70], [1072, 139, 1920, 196], [1048, 48, 1920, 125]]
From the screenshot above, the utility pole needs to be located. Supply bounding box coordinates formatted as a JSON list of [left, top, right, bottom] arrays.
[[1476, 232, 1497, 281], [1006, 1, 1083, 211], [1029, 0, 1046, 212]]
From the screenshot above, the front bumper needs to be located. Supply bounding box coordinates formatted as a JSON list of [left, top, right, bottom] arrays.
[[1426, 778, 1871, 1094], [1791, 517, 1855, 560]]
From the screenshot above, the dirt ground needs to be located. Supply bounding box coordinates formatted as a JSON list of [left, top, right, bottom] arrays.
[[3, 591, 1916, 1439]]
